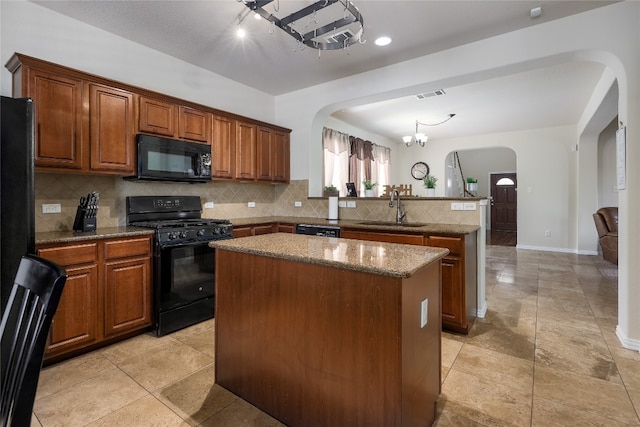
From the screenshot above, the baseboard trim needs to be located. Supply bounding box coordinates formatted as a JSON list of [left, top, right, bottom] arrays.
[[476, 300, 488, 318], [616, 326, 640, 352]]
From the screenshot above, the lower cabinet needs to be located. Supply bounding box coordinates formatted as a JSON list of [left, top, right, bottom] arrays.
[[340, 228, 477, 334], [37, 235, 152, 361], [233, 223, 276, 237]]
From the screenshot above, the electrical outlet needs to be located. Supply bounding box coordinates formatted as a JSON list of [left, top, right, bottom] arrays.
[[204, 201, 214, 209], [42, 203, 61, 214], [338, 201, 347, 208], [346, 201, 356, 208], [463, 202, 477, 211], [451, 203, 463, 211], [294, 201, 302, 207], [248, 202, 256, 208], [544, 230, 551, 237], [420, 298, 428, 328]]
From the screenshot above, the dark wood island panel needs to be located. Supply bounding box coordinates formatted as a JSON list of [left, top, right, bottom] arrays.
[[214, 242, 443, 427]]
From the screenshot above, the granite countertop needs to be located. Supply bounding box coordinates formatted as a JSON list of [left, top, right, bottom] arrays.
[[230, 216, 480, 235], [210, 233, 449, 278], [36, 226, 155, 245]]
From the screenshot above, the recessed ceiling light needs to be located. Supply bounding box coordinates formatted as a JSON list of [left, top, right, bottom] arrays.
[[254, 13, 261, 20], [375, 36, 392, 46]]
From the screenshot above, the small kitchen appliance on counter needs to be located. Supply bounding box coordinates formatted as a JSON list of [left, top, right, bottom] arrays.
[[126, 195, 233, 336], [72, 192, 99, 232]]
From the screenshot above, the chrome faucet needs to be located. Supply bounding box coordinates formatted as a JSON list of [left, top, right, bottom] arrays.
[[389, 189, 406, 224]]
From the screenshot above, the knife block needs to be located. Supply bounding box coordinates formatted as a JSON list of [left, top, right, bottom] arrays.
[[72, 207, 96, 232]]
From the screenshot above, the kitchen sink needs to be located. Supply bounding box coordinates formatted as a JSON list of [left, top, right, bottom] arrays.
[[357, 221, 428, 228]]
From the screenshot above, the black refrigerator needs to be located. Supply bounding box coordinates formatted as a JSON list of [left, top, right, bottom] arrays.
[[0, 96, 36, 315]]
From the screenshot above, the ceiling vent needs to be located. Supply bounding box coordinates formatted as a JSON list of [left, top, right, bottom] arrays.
[[415, 89, 446, 100], [324, 29, 355, 45]]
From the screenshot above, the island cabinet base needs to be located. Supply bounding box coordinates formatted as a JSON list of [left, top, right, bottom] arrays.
[[214, 249, 442, 427]]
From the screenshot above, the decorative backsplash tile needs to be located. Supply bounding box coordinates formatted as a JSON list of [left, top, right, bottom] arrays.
[[35, 173, 483, 232]]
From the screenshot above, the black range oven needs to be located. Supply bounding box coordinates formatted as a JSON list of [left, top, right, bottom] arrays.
[[126, 196, 233, 336]]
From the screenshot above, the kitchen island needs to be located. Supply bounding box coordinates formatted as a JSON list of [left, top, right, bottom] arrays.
[[210, 233, 449, 427]]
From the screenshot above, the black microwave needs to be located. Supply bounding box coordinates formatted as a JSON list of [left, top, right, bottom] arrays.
[[126, 134, 212, 183]]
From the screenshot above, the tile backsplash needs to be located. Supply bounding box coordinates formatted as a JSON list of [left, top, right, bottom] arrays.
[[35, 173, 483, 232]]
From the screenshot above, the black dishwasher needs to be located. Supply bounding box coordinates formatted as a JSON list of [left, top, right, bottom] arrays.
[[295, 224, 341, 238]]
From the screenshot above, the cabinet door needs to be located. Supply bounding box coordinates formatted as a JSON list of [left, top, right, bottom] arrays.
[[256, 126, 273, 181], [179, 106, 211, 144], [440, 257, 464, 330], [29, 69, 85, 170], [89, 84, 135, 173], [103, 256, 152, 338], [212, 115, 235, 178], [235, 121, 257, 180], [273, 130, 290, 183], [139, 96, 176, 137], [253, 224, 275, 235], [46, 263, 99, 357], [233, 226, 253, 238], [277, 224, 295, 233]]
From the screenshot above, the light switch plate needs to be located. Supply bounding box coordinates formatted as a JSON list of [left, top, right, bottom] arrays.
[[338, 201, 347, 208], [463, 202, 477, 211], [248, 202, 256, 208], [204, 201, 214, 209], [294, 201, 302, 207], [346, 201, 356, 208], [451, 202, 463, 211]]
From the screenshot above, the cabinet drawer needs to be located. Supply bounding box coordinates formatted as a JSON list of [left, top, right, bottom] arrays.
[[104, 237, 151, 260], [427, 236, 463, 256], [38, 243, 97, 266]]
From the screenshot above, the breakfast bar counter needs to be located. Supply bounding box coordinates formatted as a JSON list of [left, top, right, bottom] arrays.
[[210, 233, 449, 427]]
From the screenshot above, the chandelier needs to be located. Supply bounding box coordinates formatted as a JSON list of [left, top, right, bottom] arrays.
[[238, 0, 365, 51], [403, 114, 456, 147]]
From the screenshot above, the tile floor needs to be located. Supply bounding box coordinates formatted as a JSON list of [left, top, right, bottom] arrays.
[[31, 246, 640, 426]]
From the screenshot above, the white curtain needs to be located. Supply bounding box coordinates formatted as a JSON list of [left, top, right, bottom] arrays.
[[323, 127, 350, 196], [371, 144, 391, 196]]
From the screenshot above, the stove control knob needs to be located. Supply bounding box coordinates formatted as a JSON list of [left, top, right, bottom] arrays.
[[215, 227, 222, 234], [168, 232, 178, 240], [196, 229, 206, 237], [179, 231, 188, 239]]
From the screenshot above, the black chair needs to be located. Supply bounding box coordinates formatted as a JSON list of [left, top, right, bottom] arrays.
[[1, 255, 67, 427]]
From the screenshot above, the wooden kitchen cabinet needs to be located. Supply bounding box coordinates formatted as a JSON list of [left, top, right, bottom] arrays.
[[37, 235, 152, 362], [276, 223, 296, 233], [341, 229, 425, 245], [138, 96, 176, 137], [37, 243, 99, 358], [138, 96, 212, 144], [89, 83, 135, 173], [103, 238, 152, 338], [211, 114, 235, 178], [18, 65, 85, 170], [233, 224, 276, 237], [257, 126, 290, 183], [235, 120, 257, 180], [340, 227, 477, 334], [427, 234, 477, 334]]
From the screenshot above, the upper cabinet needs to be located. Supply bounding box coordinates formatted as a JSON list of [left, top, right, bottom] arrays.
[[6, 53, 289, 181], [23, 67, 86, 170], [89, 84, 135, 173], [138, 96, 176, 137], [138, 96, 212, 144]]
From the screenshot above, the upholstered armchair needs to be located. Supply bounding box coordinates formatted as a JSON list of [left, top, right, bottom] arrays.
[[593, 207, 618, 264]]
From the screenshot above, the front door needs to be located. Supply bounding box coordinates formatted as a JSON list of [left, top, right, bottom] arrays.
[[491, 173, 517, 231]]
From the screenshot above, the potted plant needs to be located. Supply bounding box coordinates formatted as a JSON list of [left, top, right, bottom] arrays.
[[362, 179, 377, 197], [466, 177, 478, 194], [323, 185, 339, 197], [423, 174, 438, 197]]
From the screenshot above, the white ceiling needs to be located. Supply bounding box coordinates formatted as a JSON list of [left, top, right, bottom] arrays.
[[32, 0, 615, 143]]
